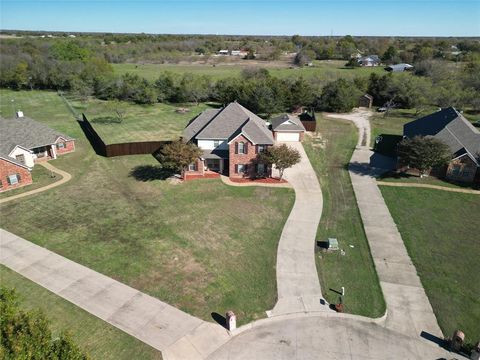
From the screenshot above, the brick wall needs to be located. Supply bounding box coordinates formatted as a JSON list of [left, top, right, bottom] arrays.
[[0, 159, 32, 192], [229, 135, 270, 179], [446, 156, 477, 183], [55, 140, 75, 154], [183, 158, 205, 179]]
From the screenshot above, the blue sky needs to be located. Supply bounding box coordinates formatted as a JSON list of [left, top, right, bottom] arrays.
[[1, 1, 479, 36]]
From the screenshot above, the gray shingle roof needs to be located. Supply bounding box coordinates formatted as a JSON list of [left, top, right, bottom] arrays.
[[404, 107, 480, 161], [271, 114, 306, 132], [0, 116, 74, 161], [183, 102, 274, 145]]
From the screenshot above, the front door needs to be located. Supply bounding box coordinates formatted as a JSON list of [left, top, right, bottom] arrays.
[[223, 159, 229, 175]]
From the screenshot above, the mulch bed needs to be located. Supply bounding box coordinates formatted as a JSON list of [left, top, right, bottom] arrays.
[[230, 177, 288, 184]]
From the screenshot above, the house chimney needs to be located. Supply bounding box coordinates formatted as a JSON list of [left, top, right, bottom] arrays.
[[16, 111, 24, 118]]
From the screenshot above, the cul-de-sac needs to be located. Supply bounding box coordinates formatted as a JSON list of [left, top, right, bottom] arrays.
[[0, 2, 479, 359]]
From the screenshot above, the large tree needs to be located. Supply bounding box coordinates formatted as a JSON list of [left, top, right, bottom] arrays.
[[0, 287, 89, 360], [397, 136, 451, 177], [156, 140, 202, 176], [258, 144, 301, 180], [318, 78, 362, 113]]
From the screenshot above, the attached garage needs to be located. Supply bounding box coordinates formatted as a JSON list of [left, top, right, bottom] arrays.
[[271, 114, 306, 142], [275, 132, 301, 142]]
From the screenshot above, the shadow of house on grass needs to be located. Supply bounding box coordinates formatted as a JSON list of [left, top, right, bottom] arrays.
[[129, 165, 175, 182]]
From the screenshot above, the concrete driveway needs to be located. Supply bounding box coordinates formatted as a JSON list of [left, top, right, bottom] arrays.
[[271, 142, 330, 316], [326, 110, 444, 339]]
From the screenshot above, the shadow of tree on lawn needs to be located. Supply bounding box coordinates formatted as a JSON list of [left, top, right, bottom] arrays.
[[129, 165, 175, 182]]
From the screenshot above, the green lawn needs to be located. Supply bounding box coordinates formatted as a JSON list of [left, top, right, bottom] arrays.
[[68, 96, 211, 144], [113, 60, 385, 82], [0, 165, 58, 199], [0, 266, 162, 360], [0, 89, 294, 325], [380, 187, 480, 343], [304, 115, 385, 317], [378, 173, 480, 190]]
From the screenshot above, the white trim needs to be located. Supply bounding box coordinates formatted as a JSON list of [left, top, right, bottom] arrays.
[[452, 151, 479, 166], [227, 132, 256, 145], [0, 156, 31, 170], [8, 145, 33, 157]]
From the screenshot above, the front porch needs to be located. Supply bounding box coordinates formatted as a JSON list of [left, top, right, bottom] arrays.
[[32, 145, 57, 162]]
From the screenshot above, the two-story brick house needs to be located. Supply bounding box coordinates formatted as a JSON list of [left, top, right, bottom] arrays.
[[183, 102, 275, 179]]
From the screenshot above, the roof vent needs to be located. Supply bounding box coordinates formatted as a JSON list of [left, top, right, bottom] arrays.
[[16, 111, 24, 118]]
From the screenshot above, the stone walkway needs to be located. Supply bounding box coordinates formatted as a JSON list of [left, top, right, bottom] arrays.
[[270, 142, 330, 316], [0, 162, 71, 204], [377, 180, 480, 194], [0, 229, 229, 360], [327, 110, 444, 339]]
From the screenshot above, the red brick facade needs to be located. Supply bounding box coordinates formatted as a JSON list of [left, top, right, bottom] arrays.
[[55, 139, 75, 154], [0, 159, 32, 192], [229, 135, 270, 179]]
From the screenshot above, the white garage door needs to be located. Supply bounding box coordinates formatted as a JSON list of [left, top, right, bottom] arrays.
[[276, 132, 300, 142]]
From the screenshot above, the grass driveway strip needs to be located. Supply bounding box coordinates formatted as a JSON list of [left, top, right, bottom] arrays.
[[304, 115, 385, 318]]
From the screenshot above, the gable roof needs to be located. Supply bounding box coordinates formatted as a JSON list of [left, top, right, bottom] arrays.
[[0, 116, 74, 162], [270, 114, 306, 132], [183, 102, 274, 145], [404, 107, 480, 162]]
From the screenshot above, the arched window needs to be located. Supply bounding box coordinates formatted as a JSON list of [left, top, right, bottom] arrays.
[[238, 142, 245, 154]]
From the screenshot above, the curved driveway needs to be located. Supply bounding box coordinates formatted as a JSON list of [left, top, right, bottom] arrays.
[[271, 142, 329, 316]]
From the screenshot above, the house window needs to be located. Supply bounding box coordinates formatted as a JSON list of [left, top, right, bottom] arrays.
[[213, 140, 220, 148], [451, 165, 461, 176], [7, 174, 19, 185], [188, 163, 197, 171], [257, 145, 266, 153], [237, 142, 245, 154], [257, 163, 265, 175], [237, 164, 246, 173], [56, 142, 66, 149], [16, 154, 26, 164]]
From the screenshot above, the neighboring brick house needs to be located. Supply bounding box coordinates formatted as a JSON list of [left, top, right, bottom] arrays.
[[0, 115, 75, 192], [183, 102, 275, 179], [403, 107, 480, 183]]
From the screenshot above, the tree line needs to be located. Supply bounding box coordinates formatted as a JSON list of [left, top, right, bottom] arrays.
[[0, 37, 479, 114]]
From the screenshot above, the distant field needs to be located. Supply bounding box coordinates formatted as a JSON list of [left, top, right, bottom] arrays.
[[380, 187, 480, 343], [113, 60, 385, 82], [0, 266, 162, 360], [68, 96, 211, 144]]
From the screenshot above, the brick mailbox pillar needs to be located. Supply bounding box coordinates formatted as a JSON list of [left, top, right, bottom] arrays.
[[226, 311, 236, 331]]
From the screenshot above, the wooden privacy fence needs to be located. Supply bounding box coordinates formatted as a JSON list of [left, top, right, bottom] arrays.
[[80, 114, 170, 157], [299, 111, 317, 132]]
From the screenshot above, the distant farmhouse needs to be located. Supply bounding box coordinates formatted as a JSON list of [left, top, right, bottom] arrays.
[[0, 115, 75, 191], [358, 55, 381, 67], [385, 63, 414, 72], [183, 102, 305, 180], [403, 107, 480, 183]]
